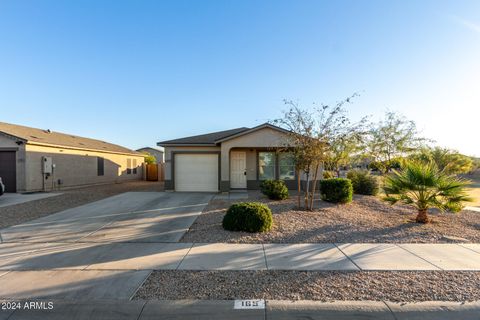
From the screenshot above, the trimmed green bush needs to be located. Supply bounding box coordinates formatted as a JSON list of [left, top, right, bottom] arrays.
[[260, 180, 289, 200], [346, 169, 379, 195], [323, 171, 335, 179], [320, 178, 353, 203], [222, 202, 273, 233]]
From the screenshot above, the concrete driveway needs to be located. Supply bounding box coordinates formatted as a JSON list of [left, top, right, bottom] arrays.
[[0, 192, 213, 300], [0, 192, 61, 208], [0, 192, 211, 243]]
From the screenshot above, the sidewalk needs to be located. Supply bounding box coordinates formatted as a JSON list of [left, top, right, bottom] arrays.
[[174, 242, 480, 271], [1, 242, 479, 302], [2, 300, 480, 320], [1, 242, 480, 272]]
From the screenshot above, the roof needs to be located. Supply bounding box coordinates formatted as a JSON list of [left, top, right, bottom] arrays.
[[0, 122, 142, 156], [158, 123, 290, 146], [214, 123, 291, 143], [158, 127, 250, 146], [137, 147, 164, 153]]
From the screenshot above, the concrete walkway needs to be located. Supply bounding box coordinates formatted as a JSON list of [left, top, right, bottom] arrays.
[[1, 300, 479, 320], [466, 206, 480, 212], [1, 242, 480, 300], [2, 242, 480, 273]]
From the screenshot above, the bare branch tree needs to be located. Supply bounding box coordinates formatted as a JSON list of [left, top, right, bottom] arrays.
[[273, 93, 362, 210]]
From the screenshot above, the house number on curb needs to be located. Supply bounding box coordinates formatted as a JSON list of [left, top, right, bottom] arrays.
[[234, 299, 265, 309]]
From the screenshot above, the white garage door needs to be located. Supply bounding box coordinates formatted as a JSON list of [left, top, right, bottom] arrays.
[[174, 154, 219, 192]]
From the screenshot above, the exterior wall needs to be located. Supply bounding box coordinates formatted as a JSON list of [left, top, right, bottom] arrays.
[[24, 144, 144, 192], [163, 146, 221, 190], [137, 147, 164, 163], [162, 127, 324, 192], [220, 127, 287, 190], [230, 147, 322, 191], [0, 134, 26, 192], [245, 149, 257, 180]]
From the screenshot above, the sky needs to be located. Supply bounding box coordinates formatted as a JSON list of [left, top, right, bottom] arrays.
[[0, 0, 479, 156]]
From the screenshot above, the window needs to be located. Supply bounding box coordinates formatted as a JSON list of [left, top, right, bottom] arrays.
[[127, 159, 132, 174], [258, 152, 275, 180], [97, 157, 104, 176], [133, 159, 137, 174], [279, 153, 295, 180]]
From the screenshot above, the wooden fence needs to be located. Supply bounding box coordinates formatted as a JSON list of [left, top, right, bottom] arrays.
[[145, 163, 164, 181]]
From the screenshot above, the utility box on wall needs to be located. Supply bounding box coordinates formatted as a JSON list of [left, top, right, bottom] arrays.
[[42, 156, 53, 174]]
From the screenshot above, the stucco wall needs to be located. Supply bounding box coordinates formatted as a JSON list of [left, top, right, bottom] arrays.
[[25, 144, 144, 192], [245, 149, 257, 180], [137, 148, 164, 163], [0, 134, 26, 191], [162, 127, 323, 191], [220, 127, 288, 181]]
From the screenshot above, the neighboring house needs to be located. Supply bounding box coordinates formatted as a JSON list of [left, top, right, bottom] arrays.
[[0, 122, 145, 192], [158, 123, 321, 192], [136, 147, 164, 163]]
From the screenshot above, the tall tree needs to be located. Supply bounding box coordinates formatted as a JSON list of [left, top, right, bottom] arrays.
[[324, 125, 367, 177], [365, 112, 425, 173], [273, 94, 362, 210], [272, 101, 323, 209], [410, 147, 474, 175]]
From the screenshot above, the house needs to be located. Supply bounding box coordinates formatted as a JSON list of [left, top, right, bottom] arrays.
[[158, 123, 321, 192], [136, 147, 164, 163], [0, 122, 145, 192]]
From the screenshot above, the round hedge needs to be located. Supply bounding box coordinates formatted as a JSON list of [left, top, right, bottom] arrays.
[[222, 202, 273, 233], [260, 180, 289, 200], [346, 169, 379, 195], [319, 178, 353, 203]]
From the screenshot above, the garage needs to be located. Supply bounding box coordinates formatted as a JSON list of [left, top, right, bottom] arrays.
[[174, 153, 218, 192], [0, 151, 16, 192]]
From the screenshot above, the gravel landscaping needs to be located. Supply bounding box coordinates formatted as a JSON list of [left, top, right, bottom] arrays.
[[181, 192, 480, 243], [0, 181, 163, 229], [134, 270, 480, 302]]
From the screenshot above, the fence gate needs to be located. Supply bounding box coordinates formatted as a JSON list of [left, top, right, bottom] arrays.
[[146, 163, 158, 181]]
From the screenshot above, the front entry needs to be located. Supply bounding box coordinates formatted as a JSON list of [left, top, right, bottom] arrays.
[[230, 151, 247, 189]]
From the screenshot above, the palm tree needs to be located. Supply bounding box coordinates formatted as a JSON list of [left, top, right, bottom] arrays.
[[383, 162, 472, 223]]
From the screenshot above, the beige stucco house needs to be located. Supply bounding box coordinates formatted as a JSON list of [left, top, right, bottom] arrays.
[[136, 147, 164, 163], [0, 122, 145, 192], [158, 123, 321, 192]]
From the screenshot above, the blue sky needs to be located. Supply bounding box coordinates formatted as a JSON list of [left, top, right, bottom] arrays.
[[0, 0, 479, 156]]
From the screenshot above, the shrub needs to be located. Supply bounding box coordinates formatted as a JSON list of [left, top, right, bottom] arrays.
[[323, 171, 335, 179], [383, 162, 473, 223], [320, 178, 353, 203], [346, 169, 379, 195], [222, 202, 273, 232], [260, 180, 289, 200]]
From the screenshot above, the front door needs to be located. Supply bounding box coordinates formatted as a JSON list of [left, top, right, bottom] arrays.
[[230, 151, 247, 189]]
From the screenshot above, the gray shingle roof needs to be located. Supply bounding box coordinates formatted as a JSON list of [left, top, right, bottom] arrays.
[[0, 122, 141, 156], [158, 127, 250, 146]]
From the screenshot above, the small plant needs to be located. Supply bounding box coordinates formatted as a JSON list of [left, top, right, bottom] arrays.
[[383, 162, 473, 223], [142, 152, 157, 164], [347, 169, 379, 195], [260, 180, 289, 200], [319, 178, 353, 203], [323, 171, 335, 179], [222, 202, 273, 232]]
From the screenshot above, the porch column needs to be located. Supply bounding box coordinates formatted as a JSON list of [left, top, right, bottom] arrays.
[[220, 145, 230, 191]]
